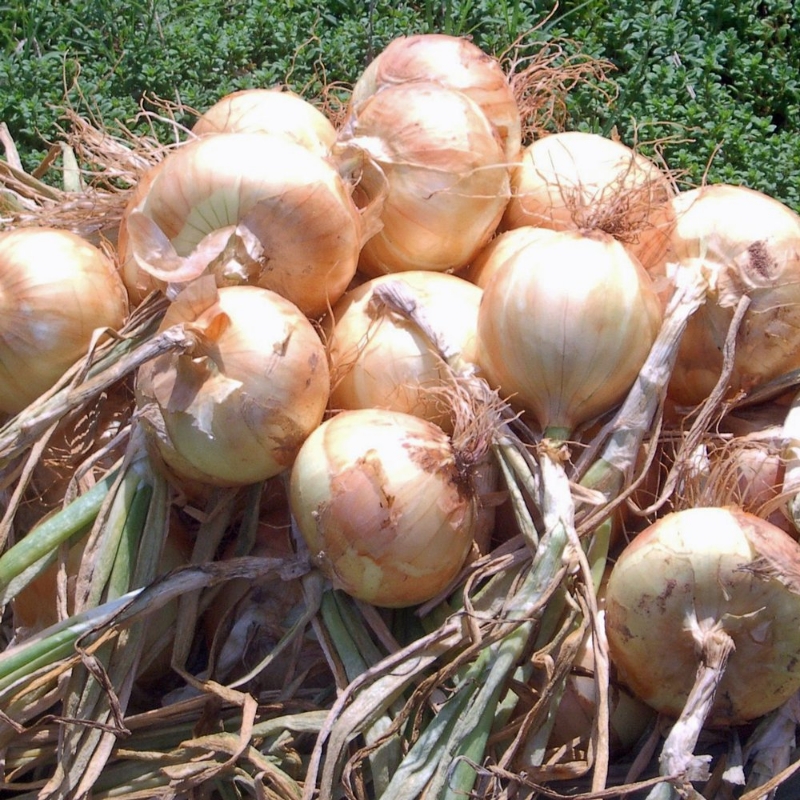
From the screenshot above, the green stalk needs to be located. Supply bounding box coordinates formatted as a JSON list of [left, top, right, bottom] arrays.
[[0, 468, 119, 596]]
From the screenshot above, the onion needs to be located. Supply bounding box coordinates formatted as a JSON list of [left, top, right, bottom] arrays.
[[325, 271, 482, 430], [191, 88, 337, 157], [119, 132, 365, 318], [642, 184, 800, 408], [350, 33, 522, 163], [501, 131, 674, 269], [476, 229, 662, 438], [0, 227, 129, 414], [336, 80, 510, 276], [289, 407, 478, 607], [135, 279, 329, 487], [460, 225, 563, 288], [605, 506, 800, 726]]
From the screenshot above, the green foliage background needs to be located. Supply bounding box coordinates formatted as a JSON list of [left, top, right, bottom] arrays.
[[1, 0, 798, 210]]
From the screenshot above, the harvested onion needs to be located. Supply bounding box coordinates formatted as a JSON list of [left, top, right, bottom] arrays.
[[476, 229, 662, 437], [289, 408, 478, 607], [119, 132, 365, 318], [350, 33, 522, 162], [325, 270, 482, 430], [136, 279, 329, 487], [501, 131, 674, 270], [191, 88, 337, 157], [336, 80, 510, 276], [641, 184, 800, 407], [0, 227, 129, 414], [605, 506, 800, 726]]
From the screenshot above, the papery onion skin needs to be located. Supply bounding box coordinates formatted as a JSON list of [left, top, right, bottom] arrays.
[[350, 33, 522, 163], [337, 81, 510, 277], [326, 271, 482, 431], [192, 88, 337, 157], [0, 227, 129, 414], [642, 184, 800, 408], [476, 229, 662, 435], [289, 408, 477, 608], [605, 506, 800, 726], [120, 132, 363, 318], [501, 131, 675, 270], [136, 283, 329, 487]]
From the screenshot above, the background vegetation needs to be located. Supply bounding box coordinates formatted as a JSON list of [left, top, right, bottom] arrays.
[[1, 0, 798, 210]]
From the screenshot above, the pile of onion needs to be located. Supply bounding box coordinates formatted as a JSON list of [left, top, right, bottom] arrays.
[[0, 227, 129, 415], [135, 279, 329, 488], [476, 228, 663, 438], [336, 79, 511, 276], [119, 132, 366, 318], [191, 88, 337, 157], [641, 183, 800, 408], [289, 407, 478, 607]]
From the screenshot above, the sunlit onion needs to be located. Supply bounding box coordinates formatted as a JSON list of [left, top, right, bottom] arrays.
[[325, 271, 482, 430], [289, 408, 478, 607], [0, 227, 129, 414], [136, 280, 329, 487], [192, 88, 337, 157], [642, 184, 800, 407], [501, 131, 675, 269], [350, 33, 522, 162], [119, 132, 365, 318], [605, 506, 800, 726], [476, 229, 662, 437], [336, 81, 510, 276]]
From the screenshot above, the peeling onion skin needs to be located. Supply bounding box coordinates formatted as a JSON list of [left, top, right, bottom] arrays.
[[0, 227, 129, 414], [605, 506, 800, 727], [337, 81, 511, 277], [641, 184, 800, 408], [289, 408, 477, 608], [136, 283, 330, 487], [476, 228, 662, 435], [120, 132, 363, 318], [350, 33, 522, 163]]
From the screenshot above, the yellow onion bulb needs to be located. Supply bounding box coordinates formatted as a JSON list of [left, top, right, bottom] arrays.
[[191, 88, 337, 157], [350, 33, 522, 163], [119, 132, 364, 318], [336, 81, 510, 276], [460, 226, 563, 288], [643, 184, 800, 407], [501, 131, 675, 269], [136, 281, 329, 487], [326, 271, 482, 430], [289, 408, 477, 607], [0, 227, 129, 414], [605, 506, 800, 726], [476, 229, 662, 437]]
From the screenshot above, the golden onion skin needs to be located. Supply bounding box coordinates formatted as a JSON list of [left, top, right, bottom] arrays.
[[120, 132, 363, 318], [191, 88, 337, 157], [289, 408, 477, 608], [350, 33, 522, 163], [136, 283, 329, 487], [0, 227, 129, 414], [325, 270, 482, 431], [644, 184, 800, 408], [605, 506, 800, 726], [337, 81, 510, 277], [476, 228, 662, 435]]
